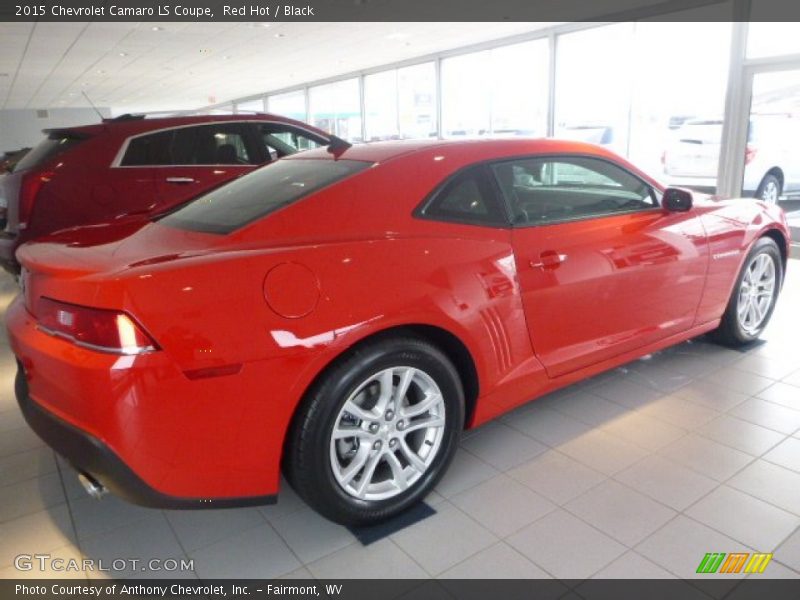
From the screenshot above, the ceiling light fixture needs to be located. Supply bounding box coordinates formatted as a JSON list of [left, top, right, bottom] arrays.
[[118, 52, 128, 57], [274, 32, 285, 38], [151, 26, 163, 32]]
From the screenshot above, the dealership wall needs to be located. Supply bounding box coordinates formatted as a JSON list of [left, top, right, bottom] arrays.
[[0, 107, 110, 152]]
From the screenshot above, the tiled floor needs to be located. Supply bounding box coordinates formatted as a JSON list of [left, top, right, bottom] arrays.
[[1, 257, 799, 581]]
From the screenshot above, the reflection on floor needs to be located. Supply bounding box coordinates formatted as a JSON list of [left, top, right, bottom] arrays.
[[1, 261, 799, 582]]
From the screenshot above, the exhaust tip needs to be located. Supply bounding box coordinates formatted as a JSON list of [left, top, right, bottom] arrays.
[[77, 472, 107, 500]]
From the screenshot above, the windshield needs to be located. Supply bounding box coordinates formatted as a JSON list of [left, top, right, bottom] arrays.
[[160, 158, 372, 234]]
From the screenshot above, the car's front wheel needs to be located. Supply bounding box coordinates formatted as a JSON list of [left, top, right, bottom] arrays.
[[756, 174, 782, 204], [286, 335, 464, 525], [711, 237, 783, 346]]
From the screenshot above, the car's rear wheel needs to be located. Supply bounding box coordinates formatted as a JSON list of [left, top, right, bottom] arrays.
[[286, 336, 464, 525], [711, 237, 782, 346], [756, 174, 782, 204]]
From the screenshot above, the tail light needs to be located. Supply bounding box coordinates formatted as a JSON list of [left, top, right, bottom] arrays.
[[19, 170, 55, 229], [36, 298, 158, 355], [744, 144, 757, 166]]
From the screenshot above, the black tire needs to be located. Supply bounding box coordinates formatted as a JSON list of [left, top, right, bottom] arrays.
[[285, 335, 464, 525], [710, 237, 783, 346], [755, 174, 782, 204]]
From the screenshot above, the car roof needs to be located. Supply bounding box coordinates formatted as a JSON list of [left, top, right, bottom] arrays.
[[286, 137, 627, 163], [44, 113, 329, 139], [284, 137, 664, 192]]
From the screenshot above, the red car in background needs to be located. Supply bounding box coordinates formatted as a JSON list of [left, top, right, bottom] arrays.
[[0, 113, 330, 273], [6, 138, 790, 525]]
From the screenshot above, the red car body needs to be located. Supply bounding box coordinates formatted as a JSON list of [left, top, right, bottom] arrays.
[[6, 139, 790, 509], [0, 114, 329, 274]]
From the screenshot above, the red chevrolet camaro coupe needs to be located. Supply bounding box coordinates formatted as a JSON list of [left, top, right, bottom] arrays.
[[7, 139, 790, 525]]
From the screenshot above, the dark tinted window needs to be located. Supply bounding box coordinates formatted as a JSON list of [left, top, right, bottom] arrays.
[[419, 166, 507, 226], [491, 156, 656, 225], [121, 123, 257, 166], [160, 158, 371, 234], [15, 131, 86, 171], [120, 130, 172, 166]]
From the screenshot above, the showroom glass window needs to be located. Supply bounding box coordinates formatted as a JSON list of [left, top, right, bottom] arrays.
[[397, 62, 437, 139], [628, 22, 731, 179], [554, 24, 635, 156], [747, 0, 800, 60], [441, 40, 548, 138], [364, 62, 438, 141], [555, 22, 731, 193], [309, 79, 363, 142], [490, 156, 656, 226], [267, 90, 307, 122], [236, 98, 266, 113], [365, 70, 399, 141], [441, 51, 491, 137]]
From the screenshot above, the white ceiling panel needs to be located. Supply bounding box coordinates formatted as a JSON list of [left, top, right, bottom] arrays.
[[1, 21, 552, 112]]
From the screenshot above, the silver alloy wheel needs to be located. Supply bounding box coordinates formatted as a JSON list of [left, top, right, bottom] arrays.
[[760, 180, 779, 204], [737, 253, 777, 335], [329, 366, 446, 501]]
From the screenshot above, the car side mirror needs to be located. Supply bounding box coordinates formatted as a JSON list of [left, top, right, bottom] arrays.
[[663, 187, 693, 212]]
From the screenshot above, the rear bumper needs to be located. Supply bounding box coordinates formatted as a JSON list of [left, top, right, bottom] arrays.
[[5, 295, 303, 505], [15, 366, 275, 509]]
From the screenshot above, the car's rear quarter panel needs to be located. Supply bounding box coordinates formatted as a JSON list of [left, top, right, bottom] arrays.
[[694, 198, 790, 324], [12, 149, 545, 498]]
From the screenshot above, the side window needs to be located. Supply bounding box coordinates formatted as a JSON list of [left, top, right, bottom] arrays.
[[120, 130, 173, 166], [418, 166, 507, 226], [172, 124, 255, 165], [120, 124, 257, 167], [258, 124, 325, 161], [491, 156, 656, 225]]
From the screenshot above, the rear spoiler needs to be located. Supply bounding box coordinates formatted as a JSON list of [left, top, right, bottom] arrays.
[[103, 113, 147, 123], [41, 128, 94, 139]]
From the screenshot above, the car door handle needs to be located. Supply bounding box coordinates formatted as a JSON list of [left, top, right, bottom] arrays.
[[530, 252, 568, 269], [165, 177, 196, 184]]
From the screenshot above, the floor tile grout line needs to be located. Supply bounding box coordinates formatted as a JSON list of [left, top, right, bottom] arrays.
[[53, 452, 89, 581], [627, 512, 748, 585], [0, 439, 48, 462], [714, 464, 800, 520], [160, 511, 201, 580], [385, 497, 461, 578], [381, 530, 439, 579], [652, 436, 763, 485], [616, 448, 800, 556], [435, 499, 565, 580], [267, 512, 352, 577], [690, 415, 792, 457]]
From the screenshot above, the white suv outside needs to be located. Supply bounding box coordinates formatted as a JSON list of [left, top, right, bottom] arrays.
[[662, 114, 800, 203]]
